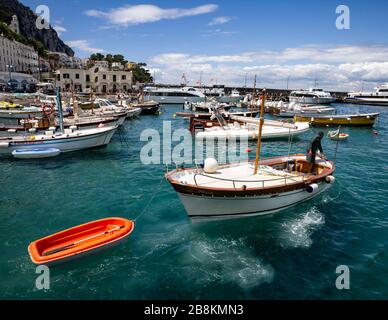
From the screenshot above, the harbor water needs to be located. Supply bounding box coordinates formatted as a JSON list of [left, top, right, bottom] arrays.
[[0, 103, 387, 299]]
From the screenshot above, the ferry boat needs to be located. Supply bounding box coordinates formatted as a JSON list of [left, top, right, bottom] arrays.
[[143, 86, 205, 104], [345, 84, 388, 106], [289, 88, 336, 105]]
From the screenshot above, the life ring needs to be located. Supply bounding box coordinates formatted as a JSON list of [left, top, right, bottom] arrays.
[[42, 104, 54, 116]]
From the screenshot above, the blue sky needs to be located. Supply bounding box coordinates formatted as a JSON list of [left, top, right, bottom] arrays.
[[21, 0, 388, 90]]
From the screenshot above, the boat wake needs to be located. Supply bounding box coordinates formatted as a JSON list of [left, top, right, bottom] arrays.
[[278, 207, 325, 249], [189, 236, 274, 289]]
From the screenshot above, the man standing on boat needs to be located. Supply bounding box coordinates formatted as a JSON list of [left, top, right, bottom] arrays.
[[307, 131, 326, 173]]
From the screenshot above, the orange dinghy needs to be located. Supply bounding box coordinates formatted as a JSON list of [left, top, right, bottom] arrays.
[[28, 217, 134, 265]]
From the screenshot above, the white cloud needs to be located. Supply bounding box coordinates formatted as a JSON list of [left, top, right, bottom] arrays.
[[85, 4, 218, 27], [202, 28, 237, 37], [208, 16, 233, 26], [65, 40, 105, 54], [53, 24, 67, 35], [148, 45, 388, 91]]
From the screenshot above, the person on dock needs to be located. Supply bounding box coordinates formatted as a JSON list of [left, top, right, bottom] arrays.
[[307, 131, 326, 173]]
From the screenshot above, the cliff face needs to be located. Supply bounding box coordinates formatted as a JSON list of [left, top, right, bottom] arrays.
[[0, 0, 74, 56]]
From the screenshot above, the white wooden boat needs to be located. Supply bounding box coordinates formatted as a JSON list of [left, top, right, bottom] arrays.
[[195, 121, 310, 140], [0, 106, 43, 120], [166, 155, 335, 221], [125, 107, 142, 119], [271, 102, 335, 117], [12, 148, 61, 159], [0, 125, 118, 156], [166, 89, 335, 221]]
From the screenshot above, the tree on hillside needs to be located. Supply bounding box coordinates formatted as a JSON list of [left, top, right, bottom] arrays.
[[90, 53, 105, 61]]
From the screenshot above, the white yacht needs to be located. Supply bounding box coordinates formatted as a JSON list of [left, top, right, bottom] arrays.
[[219, 89, 242, 103], [143, 86, 205, 104], [289, 88, 336, 104], [345, 84, 388, 106]]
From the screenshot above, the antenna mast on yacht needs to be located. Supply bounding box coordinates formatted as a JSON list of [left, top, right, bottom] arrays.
[[251, 74, 257, 110]]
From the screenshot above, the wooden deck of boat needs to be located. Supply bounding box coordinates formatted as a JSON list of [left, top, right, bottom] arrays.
[[177, 163, 306, 189]]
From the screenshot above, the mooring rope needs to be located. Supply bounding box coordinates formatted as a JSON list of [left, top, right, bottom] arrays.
[[133, 175, 165, 222]]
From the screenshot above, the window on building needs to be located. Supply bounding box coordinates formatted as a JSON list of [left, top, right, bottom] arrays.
[[57, 74, 60, 81], [75, 73, 80, 79], [113, 75, 117, 82], [86, 75, 90, 82], [63, 73, 70, 79], [95, 76, 98, 83], [122, 75, 126, 80], [103, 74, 106, 80]]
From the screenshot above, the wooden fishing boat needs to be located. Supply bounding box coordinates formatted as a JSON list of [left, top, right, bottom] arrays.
[[166, 155, 335, 221], [166, 89, 335, 221], [12, 148, 61, 159], [294, 113, 379, 127], [130, 100, 160, 115], [28, 217, 134, 265]]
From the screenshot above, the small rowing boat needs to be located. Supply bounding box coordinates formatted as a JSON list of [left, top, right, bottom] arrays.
[[28, 217, 135, 265], [294, 113, 379, 126], [12, 148, 61, 159], [328, 126, 349, 141]]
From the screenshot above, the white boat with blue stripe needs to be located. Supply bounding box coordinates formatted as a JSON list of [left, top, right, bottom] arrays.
[[0, 125, 118, 156], [12, 148, 61, 159]]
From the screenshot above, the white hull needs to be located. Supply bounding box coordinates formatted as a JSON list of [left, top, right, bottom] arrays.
[[196, 122, 310, 140], [178, 181, 331, 221], [126, 108, 142, 118], [0, 127, 117, 155], [144, 96, 205, 104], [345, 97, 388, 106], [218, 96, 242, 103], [289, 96, 336, 105]]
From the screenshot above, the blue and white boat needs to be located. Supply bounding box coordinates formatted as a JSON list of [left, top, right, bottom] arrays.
[[0, 126, 118, 156], [12, 148, 61, 159]]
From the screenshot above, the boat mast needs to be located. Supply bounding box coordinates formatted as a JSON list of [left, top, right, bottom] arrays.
[[55, 87, 64, 133], [253, 89, 266, 175], [71, 82, 78, 120]]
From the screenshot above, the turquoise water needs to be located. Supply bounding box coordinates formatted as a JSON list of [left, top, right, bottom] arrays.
[[0, 103, 387, 299]]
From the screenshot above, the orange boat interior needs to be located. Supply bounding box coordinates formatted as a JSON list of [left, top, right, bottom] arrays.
[[29, 218, 133, 263]]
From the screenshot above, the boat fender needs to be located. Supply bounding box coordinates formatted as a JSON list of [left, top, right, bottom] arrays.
[[241, 185, 247, 191], [306, 183, 319, 193], [204, 158, 218, 173], [325, 176, 335, 184]]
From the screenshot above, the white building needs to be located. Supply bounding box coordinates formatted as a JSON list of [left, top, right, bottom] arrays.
[[48, 51, 85, 69], [9, 15, 20, 34], [0, 34, 39, 74], [0, 15, 39, 74], [56, 66, 133, 93], [93, 60, 109, 69], [111, 62, 124, 70]]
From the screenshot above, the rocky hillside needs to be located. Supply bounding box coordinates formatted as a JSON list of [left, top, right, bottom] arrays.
[[0, 0, 74, 56]]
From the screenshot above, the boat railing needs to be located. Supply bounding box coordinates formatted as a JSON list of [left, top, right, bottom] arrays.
[[192, 171, 306, 190]]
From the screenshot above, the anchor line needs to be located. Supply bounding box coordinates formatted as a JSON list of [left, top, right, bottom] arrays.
[[133, 176, 165, 222]]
